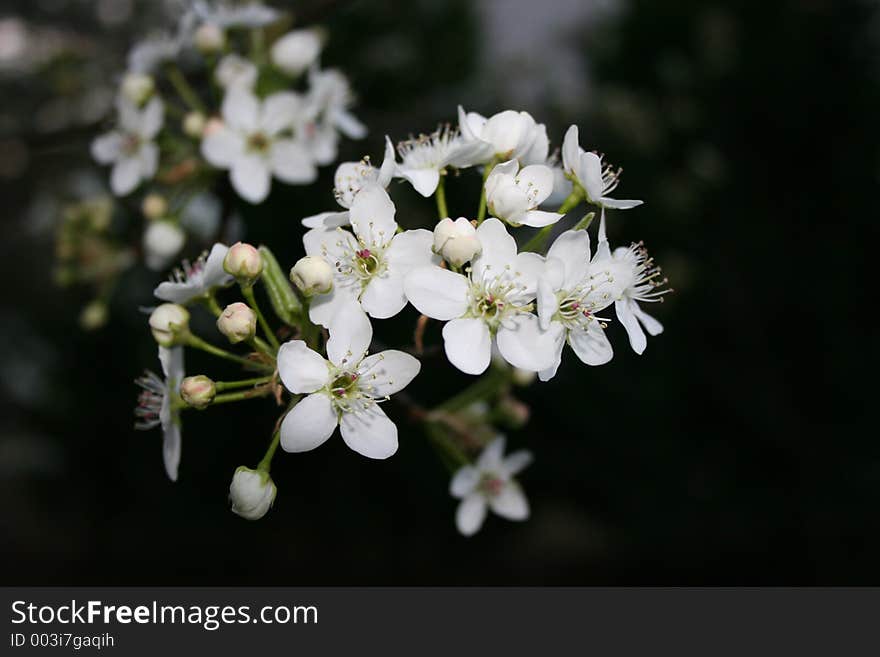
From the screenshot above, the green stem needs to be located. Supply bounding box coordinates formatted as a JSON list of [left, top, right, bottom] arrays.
[[242, 285, 280, 352], [436, 365, 510, 413], [211, 385, 274, 405], [257, 429, 281, 472], [166, 65, 205, 113], [476, 158, 498, 224], [435, 174, 449, 219], [425, 423, 470, 473], [202, 293, 223, 317], [557, 187, 585, 214], [215, 375, 273, 392], [185, 333, 273, 371]]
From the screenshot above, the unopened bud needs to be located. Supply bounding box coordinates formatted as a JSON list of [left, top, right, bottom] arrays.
[[141, 193, 168, 220], [271, 29, 322, 76], [182, 111, 206, 139], [180, 375, 216, 409], [511, 367, 536, 387], [433, 217, 481, 266], [224, 242, 263, 281], [194, 23, 226, 53], [149, 303, 190, 346], [216, 302, 256, 344], [203, 117, 225, 138], [290, 255, 333, 296], [229, 466, 276, 520], [143, 221, 186, 271], [121, 72, 154, 105], [79, 300, 108, 331], [496, 395, 531, 429]]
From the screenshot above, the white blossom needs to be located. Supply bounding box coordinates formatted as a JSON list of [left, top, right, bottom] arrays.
[[154, 243, 233, 304], [277, 302, 421, 459], [405, 218, 559, 375], [215, 53, 258, 90], [484, 159, 563, 227], [91, 97, 163, 196], [143, 221, 186, 271], [562, 125, 642, 210], [457, 106, 540, 164], [432, 217, 481, 266], [229, 467, 276, 520], [304, 183, 438, 326], [306, 68, 366, 140], [202, 88, 316, 203], [194, 1, 281, 28], [450, 436, 531, 536], [393, 125, 488, 197], [127, 33, 181, 74], [135, 346, 185, 481]]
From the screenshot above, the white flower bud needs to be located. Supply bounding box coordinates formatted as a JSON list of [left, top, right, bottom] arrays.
[[121, 72, 155, 105], [433, 217, 481, 266], [143, 221, 186, 271], [182, 111, 206, 139], [180, 375, 216, 409], [194, 23, 225, 53], [223, 242, 263, 281], [290, 255, 333, 296], [141, 193, 168, 220], [229, 466, 276, 520], [270, 29, 322, 76], [149, 303, 190, 346], [216, 302, 256, 344]]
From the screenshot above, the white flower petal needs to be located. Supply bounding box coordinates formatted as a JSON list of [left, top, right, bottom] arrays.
[[442, 318, 492, 375], [633, 303, 664, 336], [91, 132, 122, 164], [450, 465, 479, 498], [138, 97, 164, 139], [280, 393, 338, 452], [502, 450, 533, 476], [376, 135, 396, 188], [456, 494, 487, 536], [517, 164, 555, 205], [578, 151, 605, 202], [260, 91, 302, 135], [536, 274, 559, 330], [222, 88, 260, 132], [538, 331, 566, 382], [308, 284, 360, 328], [334, 110, 367, 140], [569, 322, 614, 366], [478, 436, 506, 469], [519, 210, 564, 228], [303, 225, 357, 263], [326, 301, 373, 367], [562, 125, 580, 174], [404, 266, 469, 321], [489, 482, 529, 520], [201, 126, 245, 168], [349, 183, 397, 245], [473, 217, 517, 275], [231, 154, 271, 203], [138, 142, 159, 179], [511, 251, 546, 299], [601, 197, 643, 210], [340, 405, 398, 459], [357, 349, 420, 397], [203, 243, 232, 287], [547, 230, 591, 289], [496, 313, 562, 372], [301, 211, 350, 229], [270, 138, 317, 184], [397, 166, 440, 197], [361, 272, 407, 319], [162, 421, 181, 482], [277, 340, 329, 394], [615, 298, 647, 354], [110, 156, 141, 195], [385, 228, 436, 271]]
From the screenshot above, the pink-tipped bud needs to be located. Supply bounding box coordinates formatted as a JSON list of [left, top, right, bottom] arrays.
[[180, 375, 216, 409], [216, 302, 256, 344], [223, 242, 263, 281]]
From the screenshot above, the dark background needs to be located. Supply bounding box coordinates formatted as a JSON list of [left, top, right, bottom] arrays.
[[1, 0, 877, 584]]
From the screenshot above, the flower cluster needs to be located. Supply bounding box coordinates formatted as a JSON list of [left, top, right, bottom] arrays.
[[135, 104, 670, 536], [60, 1, 363, 327]]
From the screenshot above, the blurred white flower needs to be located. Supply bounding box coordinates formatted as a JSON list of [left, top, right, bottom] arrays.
[[271, 29, 323, 76], [485, 159, 563, 227], [306, 68, 366, 141], [120, 72, 155, 106], [215, 53, 258, 90], [562, 125, 642, 210], [405, 218, 558, 375], [135, 346, 184, 481], [127, 33, 181, 74], [304, 184, 437, 325], [450, 436, 531, 536], [143, 220, 186, 271], [194, 1, 281, 28], [393, 125, 487, 197], [154, 243, 233, 304], [202, 88, 316, 202], [91, 97, 163, 196], [277, 302, 420, 459]]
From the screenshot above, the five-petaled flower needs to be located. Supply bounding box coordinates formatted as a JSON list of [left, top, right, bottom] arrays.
[[450, 436, 532, 536], [277, 302, 421, 459], [405, 218, 558, 375], [154, 243, 234, 304]]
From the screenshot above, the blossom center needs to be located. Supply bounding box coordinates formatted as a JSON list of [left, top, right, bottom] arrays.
[[246, 132, 271, 154], [465, 265, 531, 330], [478, 473, 504, 497]]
